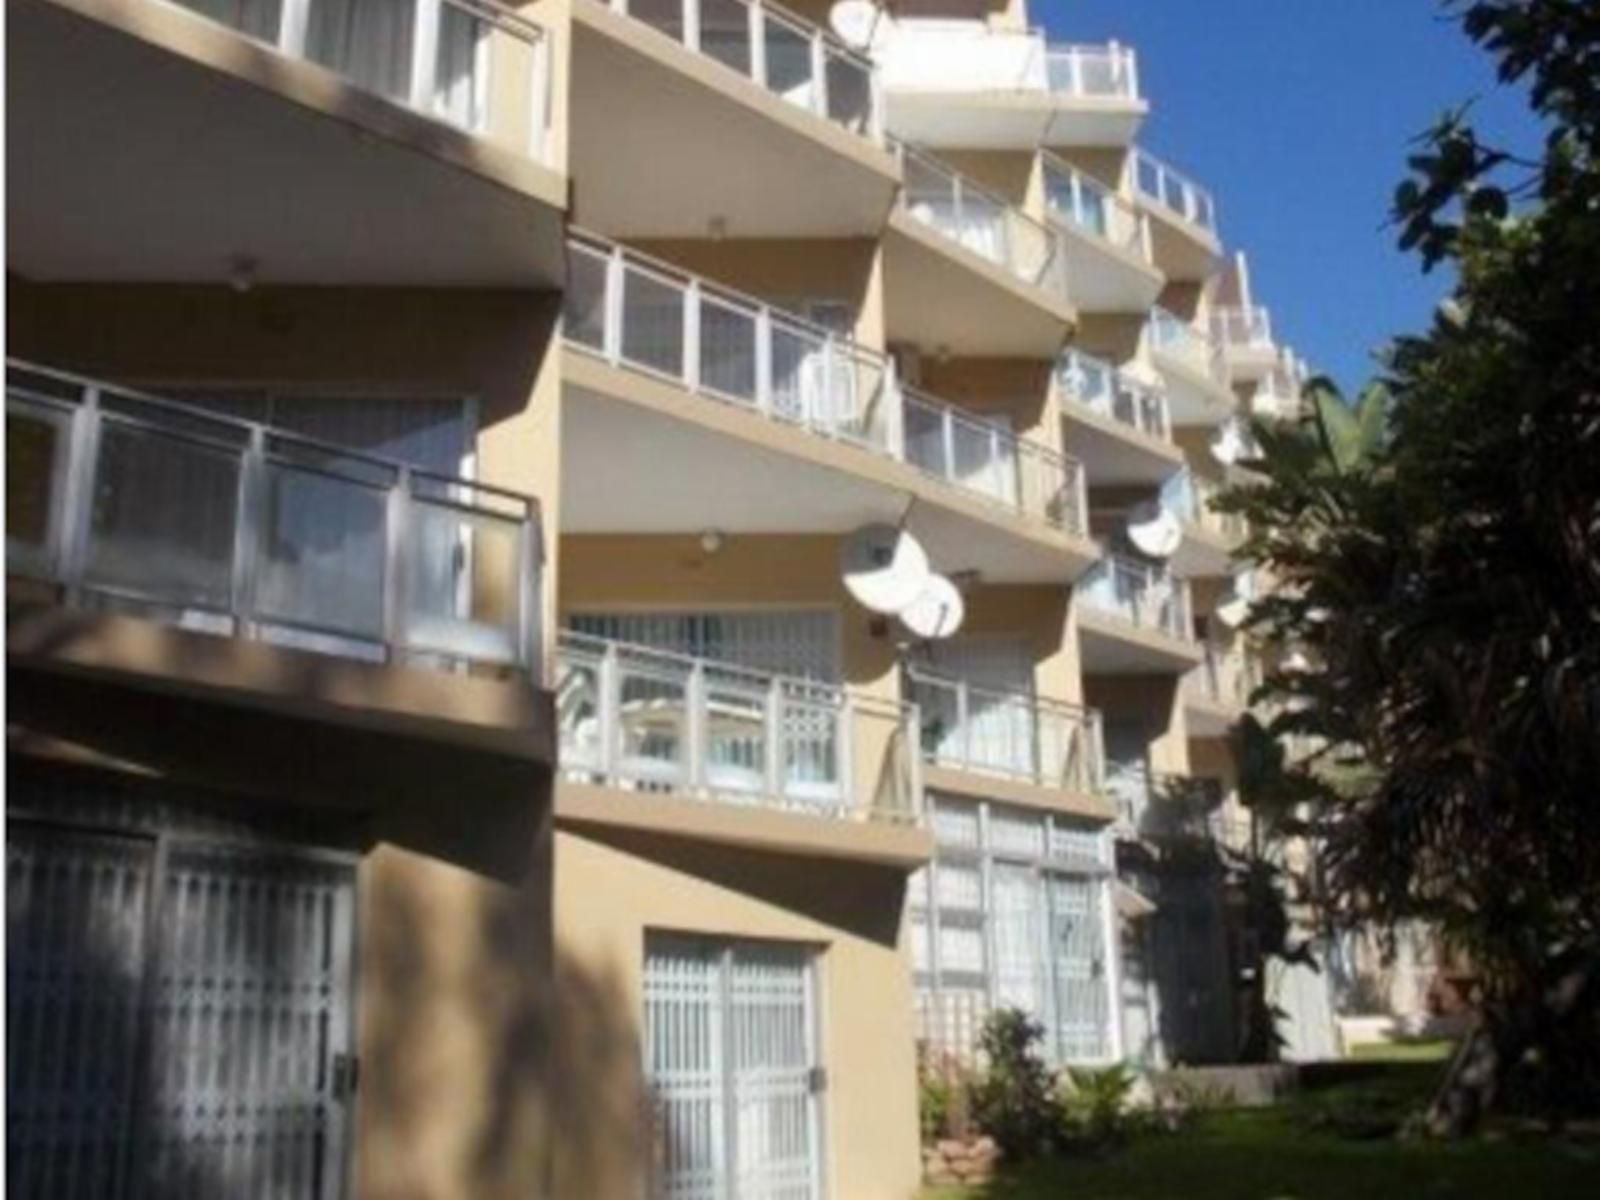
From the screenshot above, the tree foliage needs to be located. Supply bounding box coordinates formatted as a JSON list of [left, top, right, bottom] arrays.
[[1220, 0, 1600, 1131]]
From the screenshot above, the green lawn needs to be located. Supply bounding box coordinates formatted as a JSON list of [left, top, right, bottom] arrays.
[[1349, 1038, 1457, 1063], [924, 1064, 1597, 1200]]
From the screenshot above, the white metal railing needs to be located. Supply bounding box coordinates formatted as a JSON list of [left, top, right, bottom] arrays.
[[606, 0, 881, 140], [1254, 358, 1308, 420], [1057, 349, 1170, 442], [1187, 641, 1261, 710], [1041, 153, 1153, 263], [167, 0, 552, 160], [1128, 148, 1217, 235], [895, 140, 1070, 302], [556, 631, 921, 822], [1210, 305, 1274, 351], [905, 667, 1103, 795], [6, 360, 542, 674], [563, 233, 1087, 535], [1160, 470, 1245, 542], [879, 24, 1138, 102], [900, 387, 1086, 533], [1077, 552, 1193, 642], [1147, 307, 1231, 388], [1107, 767, 1235, 844]]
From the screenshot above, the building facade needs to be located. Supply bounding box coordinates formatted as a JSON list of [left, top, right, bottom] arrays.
[[6, 1, 1320, 1198]]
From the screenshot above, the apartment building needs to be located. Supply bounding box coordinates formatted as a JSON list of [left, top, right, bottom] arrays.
[[5, 1, 1320, 1198]]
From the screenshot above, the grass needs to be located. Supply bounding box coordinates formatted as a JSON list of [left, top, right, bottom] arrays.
[[924, 1063, 1598, 1200], [1349, 1038, 1458, 1063]]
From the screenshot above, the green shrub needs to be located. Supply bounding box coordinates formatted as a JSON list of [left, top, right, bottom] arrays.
[[1058, 1063, 1138, 1150], [971, 1009, 1057, 1160]]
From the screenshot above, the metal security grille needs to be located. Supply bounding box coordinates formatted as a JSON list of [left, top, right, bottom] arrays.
[[644, 935, 821, 1200], [913, 795, 1117, 1065], [5, 815, 355, 1200]]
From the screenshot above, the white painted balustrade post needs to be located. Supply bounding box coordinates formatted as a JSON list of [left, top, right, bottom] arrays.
[[755, 306, 774, 416], [57, 387, 102, 606], [683, 0, 701, 53], [765, 675, 784, 799], [683, 278, 702, 393], [810, 31, 829, 120], [384, 465, 414, 663], [750, 0, 768, 90], [686, 658, 707, 792], [232, 425, 268, 640], [410, 0, 444, 116], [603, 247, 625, 362], [278, 0, 310, 57], [599, 642, 620, 779]]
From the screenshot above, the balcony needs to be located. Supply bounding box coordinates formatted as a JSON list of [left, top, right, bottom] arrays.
[[555, 632, 931, 864], [1184, 642, 1261, 736], [1076, 552, 1201, 673], [561, 234, 1098, 581], [886, 141, 1075, 356], [878, 20, 1145, 149], [1127, 149, 1223, 281], [1254, 356, 1310, 422], [6, 360, 550, 759], [569, 0, 897, 237], [1108, 768, 1246, 849], [905, 667, 1112, 818], [10, 0, 566, 285], [1041, 153, 1164, 312], [1210, 305, 1279, 380], [1159, 470, 1245, 576], [1146, 309, 1235, 426], [1056, 350, 1182, 486]]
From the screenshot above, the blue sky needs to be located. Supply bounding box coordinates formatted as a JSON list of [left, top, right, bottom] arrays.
[[1035, 0, 1544, 393]]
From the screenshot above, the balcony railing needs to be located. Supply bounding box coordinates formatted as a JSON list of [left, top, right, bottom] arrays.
[[905, 667, 1103, 795], [167, 0, 552, 160], [896, 141, 1070, 303], [563, 234, 1087, 535], [879, 24, 1138, 102], [1129, 148, 1217, 236], [1254, 359, 1308, 420], [1160, 471, 1246, 542], [1147, 308, 1231, 389], [1078, 552, 1193, 642], [1186, 641, 1262, 710], [1108, 767, 1242, 845], [1041, 153, 1153, 264], [556, 631, 921, 823], [6, 361, 542, 674], [1210, 305, 1274, 351], [1057, 350, 1170, 442], [602, 0, 881, 140]]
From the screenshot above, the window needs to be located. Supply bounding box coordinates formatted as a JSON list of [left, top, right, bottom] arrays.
[[912, 795, 1116, 1064], [644, 934, 823, 1200]]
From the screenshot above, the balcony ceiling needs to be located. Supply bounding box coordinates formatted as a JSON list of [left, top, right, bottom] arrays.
[[7, 0, 566, 286], [1144, 209, 1224, 283], [882, 216, 1073, 357], [1063, 412, 1185, 486], [562, 372, 1092, 584], [1057, 229, 1166, 314], [568, 11, 898, 237], [1077, 612, 1202, 674], [886, 93, 1147, 151]]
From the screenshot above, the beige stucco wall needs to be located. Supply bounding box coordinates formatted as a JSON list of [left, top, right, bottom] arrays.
[[551, 824, 923, 1200], [357, 798, 557, 1200], [628, 238, 886, 350], [959, 585, 1081, 704]]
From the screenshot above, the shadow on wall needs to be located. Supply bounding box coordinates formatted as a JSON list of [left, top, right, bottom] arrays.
[[5, 758, 644, 1200]]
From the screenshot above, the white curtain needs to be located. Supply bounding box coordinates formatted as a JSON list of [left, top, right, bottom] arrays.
[[306, 0, 417, 104]]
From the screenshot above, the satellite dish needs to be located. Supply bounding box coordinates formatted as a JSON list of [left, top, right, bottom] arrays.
[[829, 0, 880, 49], [841, 524, 930, 615], [1210, 418, 1249, 466], [900, 574, 965, 640], [1125, 500, 1182, 559], [1215, 590, 1250, 629]]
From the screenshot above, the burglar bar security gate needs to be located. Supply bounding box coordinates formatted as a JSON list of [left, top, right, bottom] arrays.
[[644, 934, 823, 1200], [6, 815, 357, 1199]]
